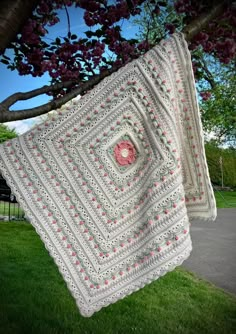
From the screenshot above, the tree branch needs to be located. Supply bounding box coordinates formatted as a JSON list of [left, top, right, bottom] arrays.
[[0, 0, 39, 54], [1, 80, 76, 108], [201, 58, 216, 89], [64, 4, 71, 36], [183, 1, 228, 41], [0, 66, 119, 122], [0, 0, 229, 123]]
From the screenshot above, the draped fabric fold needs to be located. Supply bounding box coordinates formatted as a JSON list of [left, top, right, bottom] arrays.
[[0, 33, 216, 317]]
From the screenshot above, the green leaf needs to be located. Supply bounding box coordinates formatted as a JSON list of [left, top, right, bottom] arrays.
[[1, 59, 9, 65], [7, 65, 14, 70], [2, 54, 11, 60], [157, 1, 167, 6], [102, 38, 109, 44], [85, 31, 94, 38], [126, 0, 134, 10], [78, 38, 88, 44], [94, 29, 104, 38]]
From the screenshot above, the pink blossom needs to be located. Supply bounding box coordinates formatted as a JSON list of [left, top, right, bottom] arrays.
[[200, 91, 211, 101]]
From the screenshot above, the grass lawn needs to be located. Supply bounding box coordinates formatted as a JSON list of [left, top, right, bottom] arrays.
[[214, 191, 236, 208], [0, 221, 236, 334]]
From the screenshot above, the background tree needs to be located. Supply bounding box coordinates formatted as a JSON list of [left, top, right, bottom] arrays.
[[133, 2, 235, 145], [0, 124, 17, 143], [201, 66, 236, 146], [0, 0, 235, 124], [205, 142, 236, 189]]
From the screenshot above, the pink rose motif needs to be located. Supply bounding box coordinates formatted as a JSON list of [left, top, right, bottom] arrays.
[[114, 140, 136, 166]]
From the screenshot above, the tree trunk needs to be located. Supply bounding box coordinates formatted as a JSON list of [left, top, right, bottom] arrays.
[[0, 0, 39, 54]]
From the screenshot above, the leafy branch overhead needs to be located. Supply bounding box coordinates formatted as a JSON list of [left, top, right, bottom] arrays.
[[0, 0, 235, 123]]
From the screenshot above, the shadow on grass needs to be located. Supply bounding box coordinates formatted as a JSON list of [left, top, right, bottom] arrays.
[[0, 221, 235, 334]]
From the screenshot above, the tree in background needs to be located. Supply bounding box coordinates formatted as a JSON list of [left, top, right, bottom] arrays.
[[205, 142, 236, 189], [0, 124, 17, 144], [0, 0, 235, 126], [200, 67, 236, 146], [133, 3, 236, 146]]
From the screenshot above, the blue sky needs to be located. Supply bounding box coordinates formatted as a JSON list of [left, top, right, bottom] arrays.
[[0, 6, 138, 134]]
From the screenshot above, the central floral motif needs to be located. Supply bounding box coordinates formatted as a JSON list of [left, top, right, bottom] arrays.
[[114, 140, 136, 166]]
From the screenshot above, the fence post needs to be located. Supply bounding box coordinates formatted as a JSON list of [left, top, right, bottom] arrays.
[[8, 200, 10, 221], [219, 156, 224, 188]]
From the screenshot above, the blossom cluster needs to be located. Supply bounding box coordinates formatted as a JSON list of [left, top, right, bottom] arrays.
[[175, 0, 236, 64], [1, 0, 235, 99]]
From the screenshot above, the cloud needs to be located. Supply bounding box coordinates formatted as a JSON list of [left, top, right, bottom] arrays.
[[5, 117, 42, 135], [5, 95, 81, 135]]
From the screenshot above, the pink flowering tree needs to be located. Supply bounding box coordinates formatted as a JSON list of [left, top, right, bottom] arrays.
[[0, 0, 235, 124]]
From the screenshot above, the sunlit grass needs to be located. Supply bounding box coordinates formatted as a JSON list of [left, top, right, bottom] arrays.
[[0, 221, 235, 334], [214, 191, 236, 208]]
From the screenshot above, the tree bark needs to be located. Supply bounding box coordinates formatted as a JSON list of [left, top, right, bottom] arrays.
[[0, 0, 229, 122], [0, 66, 119, 122], [183, 1, 227, 42], [0, 0, 39, 54]]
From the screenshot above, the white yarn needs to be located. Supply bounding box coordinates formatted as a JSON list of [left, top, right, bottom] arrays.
[[0, 33, 216, 317]]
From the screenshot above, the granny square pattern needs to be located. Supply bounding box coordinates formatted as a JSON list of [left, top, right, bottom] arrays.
[[0, 33, 216, 317]]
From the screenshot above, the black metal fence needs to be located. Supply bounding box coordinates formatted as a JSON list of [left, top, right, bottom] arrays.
[[0, 200, 26, 221]]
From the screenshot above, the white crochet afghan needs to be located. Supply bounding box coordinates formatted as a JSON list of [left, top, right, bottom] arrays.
[[0, 33, 216, 317]]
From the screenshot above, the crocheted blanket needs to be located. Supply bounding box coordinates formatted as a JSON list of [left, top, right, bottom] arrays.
[[0, 33, 216, 317]]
